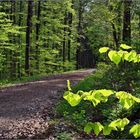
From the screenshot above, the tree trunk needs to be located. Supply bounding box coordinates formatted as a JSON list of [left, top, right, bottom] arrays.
[[122, 0, 132, 45], [35, 1, 41, 72], [139, 14, 140, 37], [17, 1, 23, 79], [25, 0, 33, 75], [63, 13, 67, 62], [111, 22, 119, 49], [67, 0, 73, 62], [76, 0, 82, 69]]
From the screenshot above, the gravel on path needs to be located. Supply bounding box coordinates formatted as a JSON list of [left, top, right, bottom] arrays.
[[0, 69, 94, 139]]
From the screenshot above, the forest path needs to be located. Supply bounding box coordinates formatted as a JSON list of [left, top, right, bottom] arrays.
[[0, 69, 94, 138]]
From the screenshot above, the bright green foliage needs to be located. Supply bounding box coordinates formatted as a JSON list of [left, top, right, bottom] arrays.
[[63, 91, 82, 107], [84, 122, 94, 134], [99, 47, 109, 53], [120, 44, 132, 50], [108, 50, 121, 65], [63, 44, 140, 138], [99, 44, 140, 64], [92, 122, 104, 136], [83, 90, 113, 106], [0, 0, 78, 81], [64, 83, 140, 109], [116, 91, 140, 109], [103, 118, 130, 135], [63, 80, 140, 138], [103, 126, 113, 135], [84, 118, 129, 136], [64, 89, 114, 107], [84, 122, 104, 136], [108, 118, 130, 131], [129, 124, 140, 138]]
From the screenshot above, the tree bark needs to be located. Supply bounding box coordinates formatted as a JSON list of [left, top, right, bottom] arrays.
[[122, 0, 132, 45], [76, 0, 82, 69], [25, 0, 33, 75], [63, 13, 67, 62], [111, 22, 119, 49], [17, 1, 23, 79], [67, 0, 73, 62], [35, 1, 41, 72], [139, 14, 140, 37]]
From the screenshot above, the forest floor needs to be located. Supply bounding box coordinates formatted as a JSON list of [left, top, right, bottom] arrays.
[[0, 69, 94, 139]]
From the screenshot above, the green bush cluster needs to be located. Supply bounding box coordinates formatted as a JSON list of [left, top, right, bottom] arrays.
[[57, 44, 140, 139]]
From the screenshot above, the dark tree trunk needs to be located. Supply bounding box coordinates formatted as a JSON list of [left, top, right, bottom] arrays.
[[17, 1, 23, 79], [12, 1, 17, 78], [139, 14, 140, 37], [63, 13, 67, 62], [25, 0, 33, 75], [67, 12, 72, 62], [117, 2, 122, 47], [111, 23, 119, 49], [35, 1, 41, 72], [122, 0, 132, 45], [67, 0, 73, 62], [76, 0, 82, 69]]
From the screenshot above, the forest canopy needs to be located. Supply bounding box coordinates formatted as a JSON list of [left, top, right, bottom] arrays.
[[0, 0, 140, 81]]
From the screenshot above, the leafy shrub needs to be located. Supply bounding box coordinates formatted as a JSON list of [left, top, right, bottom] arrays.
[[61, 44, 140, 139], [64, 82, 140, 138]]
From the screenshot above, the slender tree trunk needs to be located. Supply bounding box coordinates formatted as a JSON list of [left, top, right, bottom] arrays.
[[35, 1, 41, 72], [67, 12, 72, 62], [17, 1, 23, 79], [67, 0, 73, 62], [122, 0, 132, 45], [25, 0, 33, 75], [117, 2, 122, 47], [12, 1, 17, 78], [111, 23, 119, 49], [139, 14, 140, 37], [76, 0, 82, 69], [63, 13, 67, 62]]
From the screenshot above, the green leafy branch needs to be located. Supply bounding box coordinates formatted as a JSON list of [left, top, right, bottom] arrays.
[[63, 80, 140, 138], [84, 118, 130, 136], [64, 81, 140, 109], [99, 44, 140, 65]]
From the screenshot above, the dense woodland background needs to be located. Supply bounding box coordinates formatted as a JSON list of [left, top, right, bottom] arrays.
[[0, 0, 140, 80]]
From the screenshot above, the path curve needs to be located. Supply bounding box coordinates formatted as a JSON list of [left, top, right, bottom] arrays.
[[0, 69, 94, 138]]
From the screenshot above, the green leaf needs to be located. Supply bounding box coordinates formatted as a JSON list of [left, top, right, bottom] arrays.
[[116, 91, 139, 109], [63, 91, 81, 106], [108, 50, 116, 61], [99, 47, 109, 53], [117, 118, 130, 131], [129, 124, 140, 138], [118, 50, 128, 61], [120, 44, 132, 50], [109, 119, 119, 131], [132, 96, 140, 103], [103, 126, 112, 135], [108, 51, 121, 65], [124, 50, 137, 62], [98, 89, 114, 97], [84, 122, 94, 134], [92, 122, 104, 136], [83, 93, 101, 106], [109, 118, 129, 131]]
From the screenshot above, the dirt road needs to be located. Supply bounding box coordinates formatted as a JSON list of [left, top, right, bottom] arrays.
[[0, 69, 93, 138]]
